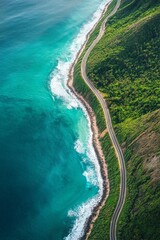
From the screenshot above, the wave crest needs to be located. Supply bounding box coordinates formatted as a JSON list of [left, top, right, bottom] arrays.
[[66, 196, 101, 240], [74, 139, 85, 154]]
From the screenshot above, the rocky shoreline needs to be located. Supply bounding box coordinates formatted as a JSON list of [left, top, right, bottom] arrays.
[[67, 2, 111, 238]]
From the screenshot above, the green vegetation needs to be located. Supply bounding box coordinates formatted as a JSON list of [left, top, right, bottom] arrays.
[[74, 60, 106, 132], [84, 0, 118, 52], [73, 0, 160, 239], [73, 2, 120, 238], [89, 134, 120, 240], [116, 110, 160, 240], [87, 0, 160, 124]]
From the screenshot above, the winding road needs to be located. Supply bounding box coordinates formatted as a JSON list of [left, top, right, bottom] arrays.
[[80, 0, 126, 240]]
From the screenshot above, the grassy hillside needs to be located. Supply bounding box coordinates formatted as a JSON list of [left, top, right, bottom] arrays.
[[87, 0, 160, 239], [116, 110, 160, 240], [87, 0, 160, 124], [73, 0, 160, 239], [89, 110, 160, 240]]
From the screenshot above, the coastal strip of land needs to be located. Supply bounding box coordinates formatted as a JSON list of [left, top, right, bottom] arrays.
[[68, 0, 126, 239], [68, 3, 111, 239]]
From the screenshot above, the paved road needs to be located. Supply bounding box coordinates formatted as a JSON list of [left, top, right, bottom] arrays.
[[80, 1, 126, 240]]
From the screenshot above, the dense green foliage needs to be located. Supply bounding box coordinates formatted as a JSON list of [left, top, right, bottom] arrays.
[[73, 0, 160, 239], [116, 110, 160, 240], [87, 0, 160, 124]]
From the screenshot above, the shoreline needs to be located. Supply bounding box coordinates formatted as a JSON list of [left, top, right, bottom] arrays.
[[67, 1, 111, 239]]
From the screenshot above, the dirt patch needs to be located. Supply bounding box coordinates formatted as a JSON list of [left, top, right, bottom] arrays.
[[144, 155, 160, 183], [132, 128, 160, 183], [126, 14, 153, 32], [99, 128, 108, 139], [134, 130, 160, 157]]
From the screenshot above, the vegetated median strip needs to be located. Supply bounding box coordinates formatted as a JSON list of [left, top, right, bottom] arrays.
[[80, 0, 127, 240]]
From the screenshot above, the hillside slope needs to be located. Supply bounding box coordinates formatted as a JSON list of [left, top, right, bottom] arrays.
[[116, 110, 160, 240], [86, 0, 160, 239], [87, 0, 160, 124]]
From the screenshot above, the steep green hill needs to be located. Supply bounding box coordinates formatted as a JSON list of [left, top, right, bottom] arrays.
[[73, 0, 160, 239], [87, 0, 160, 124], [87, 0, 160, 239], [116, 110, 160, 240], [89, 110, 160, 240]]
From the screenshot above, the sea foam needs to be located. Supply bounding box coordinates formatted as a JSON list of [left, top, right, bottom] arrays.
[[50, 0, 110, 239], [74, 139, 85, 154], [66, 197, 100, 240]]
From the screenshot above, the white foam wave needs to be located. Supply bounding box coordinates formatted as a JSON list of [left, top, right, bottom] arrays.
[[50, 0, 110, 109], [74, 139, 85, 154], [66, 196, 101, 240], [50, 0, 110, 239], [50, 60, 79, 109], [83, 167, 98, 186]]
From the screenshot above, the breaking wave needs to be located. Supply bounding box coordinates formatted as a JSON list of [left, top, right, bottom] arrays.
[[50, 0, 110, 239]]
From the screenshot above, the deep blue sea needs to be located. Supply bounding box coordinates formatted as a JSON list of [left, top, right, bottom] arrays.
[[0, 0, 108, 239]]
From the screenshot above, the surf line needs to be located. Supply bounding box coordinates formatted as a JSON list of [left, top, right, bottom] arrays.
[[67, 1, 112, 239]]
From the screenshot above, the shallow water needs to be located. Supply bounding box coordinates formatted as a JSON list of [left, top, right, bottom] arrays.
[[0, 0, 109, 239]]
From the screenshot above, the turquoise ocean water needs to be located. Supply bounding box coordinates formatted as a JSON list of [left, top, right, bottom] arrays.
[[0, 0, 109, 239]]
